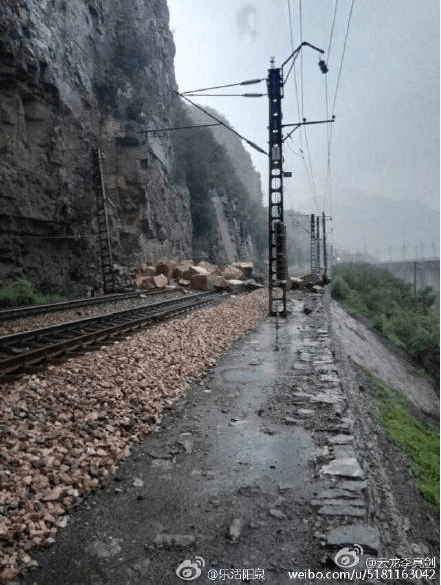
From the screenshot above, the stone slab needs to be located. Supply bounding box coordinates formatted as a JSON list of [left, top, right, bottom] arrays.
[[318, 505, 365, 517], [332, 445, 356, 459], [339, 480, 368, 492], [315, 488, 361, 500], [321, 457, 363, 478], [293, 363, 309, 371], [328, 434, 354, 445], [297, 408, 315, 417], [326, 525, 380, 554], [312, 498, 365, 507], [311, 392, 342, 405]]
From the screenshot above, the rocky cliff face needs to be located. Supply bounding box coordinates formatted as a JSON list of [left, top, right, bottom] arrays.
[[187, 105, 263, 205], [0, 0, 189, 292], [0, 0, 265, 294]]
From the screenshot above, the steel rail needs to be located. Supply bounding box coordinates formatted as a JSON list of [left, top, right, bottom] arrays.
[[0, 290, 226, 378], [0, 289, 183, 321]]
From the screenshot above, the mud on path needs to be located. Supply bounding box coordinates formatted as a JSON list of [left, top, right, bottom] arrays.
[[15, 290, 439, 585]]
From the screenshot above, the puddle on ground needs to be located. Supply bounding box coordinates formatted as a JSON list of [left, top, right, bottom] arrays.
[[221, 367, 267, 383], [204, 422, 315, 496]]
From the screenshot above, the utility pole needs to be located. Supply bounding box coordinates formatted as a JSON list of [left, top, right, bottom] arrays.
[[316, 215, 321, 280], [322, 211, 328, 281], [266, 43, 331, 314], [267, 62, 287, 315], [179, 44, 331, 316], [310, 213, 316, 278]]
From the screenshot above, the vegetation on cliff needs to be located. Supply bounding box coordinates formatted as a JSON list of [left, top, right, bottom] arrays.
[[171, 106, 267, 259], [331, 263, 439, 386]]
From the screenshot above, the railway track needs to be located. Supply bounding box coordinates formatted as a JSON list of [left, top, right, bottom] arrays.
[[0, 290, 227, 380], [0, 288, 178, 321]]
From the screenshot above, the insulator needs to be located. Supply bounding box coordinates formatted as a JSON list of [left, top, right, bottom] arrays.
[[275, 222, 288, 282], [241, 78, 264, 85], [318, 60, 328, 74]]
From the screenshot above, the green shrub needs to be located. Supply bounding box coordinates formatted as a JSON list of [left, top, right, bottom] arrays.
[[0, 279, 64, 308], [330, 275, 351, 301]]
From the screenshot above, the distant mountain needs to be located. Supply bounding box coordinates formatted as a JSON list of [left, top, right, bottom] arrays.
[[329, 192, 440, 261]]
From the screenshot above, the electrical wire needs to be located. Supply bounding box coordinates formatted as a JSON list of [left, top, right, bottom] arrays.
[[287, 215, 311, 235], [299, 0, 304, 118], [302, 129, 320, 213], [181, 78, 264, 95], [182, 93, 266, 97], [331, 0, 356, 115], [284, 0, 305, 203], [3, 233, 98, 240], [178, 92, 268, 155], [324, 0, 356, 223], [327, 0, 339, 59], [284, 0, 325, 217], [287, 0, 295, 50], [285, 138, 304, 159], [324, 74, 333, 216], [296, 0, 320, 213], [140, 123, 221, 133]]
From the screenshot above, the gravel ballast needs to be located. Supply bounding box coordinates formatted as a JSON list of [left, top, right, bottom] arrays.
[[0, 290, 267, 582]]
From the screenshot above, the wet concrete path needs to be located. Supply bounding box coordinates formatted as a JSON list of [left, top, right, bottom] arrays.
[[18, 293, 381, 585]]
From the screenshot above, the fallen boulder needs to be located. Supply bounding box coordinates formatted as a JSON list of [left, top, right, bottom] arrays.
[[289, 277, 304, 289], [173, 260, 194, 280], [232, 262, 253, 278], [225, 279, 246, 292], [156, 260, 177, 279], [183, 265, 210, 281], [221, 266, 243, 281], [133, 275, 154, 289], [196, 260, 218, 274], [152, 274, 168, 288], [191, 274, 227, 291]]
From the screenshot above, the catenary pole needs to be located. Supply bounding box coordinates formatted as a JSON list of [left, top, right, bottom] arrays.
[[267, 60, 287, 315]]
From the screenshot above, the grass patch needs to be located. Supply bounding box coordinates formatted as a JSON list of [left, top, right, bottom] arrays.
[[371, 373, 440, 509], [0, 279, 64, 308]]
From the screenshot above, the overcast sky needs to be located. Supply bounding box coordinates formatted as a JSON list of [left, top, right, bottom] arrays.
[[167, 0, 440, 217]]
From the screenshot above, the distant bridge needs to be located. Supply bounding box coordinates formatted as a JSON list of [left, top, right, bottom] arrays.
[[375, 259, 440, 292]]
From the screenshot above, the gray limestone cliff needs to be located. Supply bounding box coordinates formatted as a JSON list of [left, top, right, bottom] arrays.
[[0, 0, 262, 294], [0, 0, 189, 292]]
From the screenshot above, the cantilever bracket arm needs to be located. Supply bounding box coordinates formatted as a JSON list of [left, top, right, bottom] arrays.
[[282, 117, 335, 143], [281, 41, 325, 73]]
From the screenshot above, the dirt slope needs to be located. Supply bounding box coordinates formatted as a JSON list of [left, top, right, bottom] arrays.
[[329, 299, 439, 417]]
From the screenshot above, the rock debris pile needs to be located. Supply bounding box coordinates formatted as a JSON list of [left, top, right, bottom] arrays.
[[129, 259, 258, 292], [0, 290, 267, 582]]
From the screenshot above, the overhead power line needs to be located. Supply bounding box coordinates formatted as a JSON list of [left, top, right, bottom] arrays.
[[181, 78, 264, 95], [140, 123, 221, 134], [325, 0, 356, 219], [331, 0, 356, 114], [139, 123, 221, 134], [178, 92, 268, 155], [327, 0, 339, 59], [182, 93, 266, 98]]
